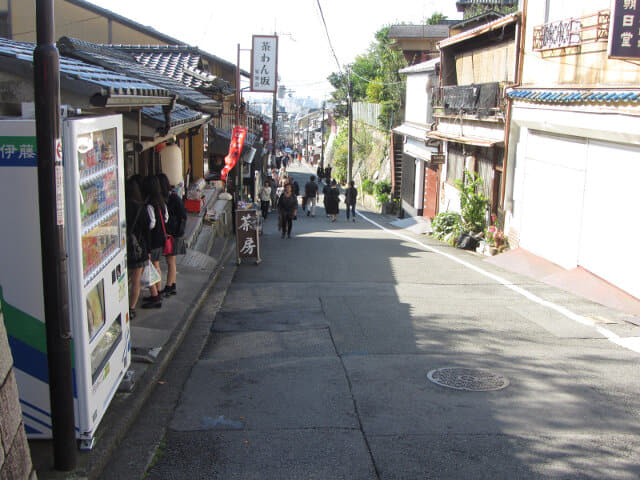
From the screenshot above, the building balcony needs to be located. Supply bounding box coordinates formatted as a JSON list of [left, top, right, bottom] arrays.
[[533, 10, 609, 52], [432, 82, 505, 118]]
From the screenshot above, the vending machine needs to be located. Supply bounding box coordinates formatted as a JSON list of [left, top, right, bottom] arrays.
[[0, 115, 131, 449]]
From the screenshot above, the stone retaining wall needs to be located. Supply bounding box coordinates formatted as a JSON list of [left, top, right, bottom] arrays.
[[0, 304, 36, 479]]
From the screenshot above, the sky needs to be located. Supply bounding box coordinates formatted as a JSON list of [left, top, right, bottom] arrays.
[[90, 0, 461, 101]]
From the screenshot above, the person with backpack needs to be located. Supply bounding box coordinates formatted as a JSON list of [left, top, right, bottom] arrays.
[[304, 175, 319, 217], [158, 173, 187, 297], [344, 180, 358, 222], [141, 175, 169, 309]]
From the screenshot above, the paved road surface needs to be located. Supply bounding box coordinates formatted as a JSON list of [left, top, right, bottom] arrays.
[[142, 165, 640, 479]]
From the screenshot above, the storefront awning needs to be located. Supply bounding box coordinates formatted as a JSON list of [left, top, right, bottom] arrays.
[[392, 123, 430, 140], [425, 130, 502, 147]]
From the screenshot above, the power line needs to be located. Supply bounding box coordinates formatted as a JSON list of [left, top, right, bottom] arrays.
[[314, 0, 343, 74], [349, 69, 405, 86]]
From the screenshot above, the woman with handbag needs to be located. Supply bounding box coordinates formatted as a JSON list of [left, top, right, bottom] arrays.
[[158, 173, 187, 297], [141, 175, 169, 309], [125, 178, 150, 319]]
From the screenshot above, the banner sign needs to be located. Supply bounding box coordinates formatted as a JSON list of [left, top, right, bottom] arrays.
[[262, 122, 270, 142], [221, 126, 248, 181], [609, 0, 640, 59], [0, 136, 37, 166], [235, 209, 261, 263], [251, 35, 278, 93]]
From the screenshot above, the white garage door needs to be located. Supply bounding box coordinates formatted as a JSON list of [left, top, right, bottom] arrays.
[[519, 131, 587, 270], [517, 131, 640, 299], [579, 140, 640, 299]]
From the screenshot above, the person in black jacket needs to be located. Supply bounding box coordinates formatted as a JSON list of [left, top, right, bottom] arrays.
[[126, 177, 150, 319], [141, 175, 168, 308], [344, 180, 358, 222], [277, 183, 298, 239], [304, 175, 319, 217], [158, 173, 187, 297], [325, 179, 340, 222]]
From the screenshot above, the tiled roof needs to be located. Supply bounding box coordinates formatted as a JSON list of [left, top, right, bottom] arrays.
[[388, 24, 450, 39], [57, 37, 221, 114], [142, 104, 207, 129], [107, 44, 232, 94], [0, 37, 170, 98], [508, 88, 640, 104], [399, 57, 440, 74]]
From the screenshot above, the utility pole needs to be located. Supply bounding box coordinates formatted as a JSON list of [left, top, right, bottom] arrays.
[[271, 33, 278, 157], [320, 101, 326, 171], [306, 119, 310, 165], [34, 0, 76, 470], [236, 43, 243, 200], [347, 67, 353, 184]]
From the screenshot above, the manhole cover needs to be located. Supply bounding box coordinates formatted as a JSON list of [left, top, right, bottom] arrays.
[[427, 367, 509, 391]]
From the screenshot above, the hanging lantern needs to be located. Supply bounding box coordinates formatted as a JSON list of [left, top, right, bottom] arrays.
[[160, 144, 183, 186]]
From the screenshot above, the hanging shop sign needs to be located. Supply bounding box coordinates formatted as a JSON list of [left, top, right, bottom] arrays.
[[609, 0, 640, 59], [430, 153, 446, 164], [251, 35, 278, 93], [221, 126, 247, 181]]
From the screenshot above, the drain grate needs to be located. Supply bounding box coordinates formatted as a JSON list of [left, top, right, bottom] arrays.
[[427, 367, 509, 391]]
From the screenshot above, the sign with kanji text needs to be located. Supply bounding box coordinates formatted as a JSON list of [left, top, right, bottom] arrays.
[[251, 35, 278, 93], [0, 136, 37, 166], [609, 0, 640, 59], [235, 209, 261, 263]]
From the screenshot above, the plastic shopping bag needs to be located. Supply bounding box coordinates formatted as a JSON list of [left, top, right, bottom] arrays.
[[140, 261, 161, 288]]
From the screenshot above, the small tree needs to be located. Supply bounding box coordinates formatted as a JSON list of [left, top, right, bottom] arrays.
[[455, 171, 488, 234]]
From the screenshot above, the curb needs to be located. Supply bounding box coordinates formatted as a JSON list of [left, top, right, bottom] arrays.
[[50, 237, 236, 480]]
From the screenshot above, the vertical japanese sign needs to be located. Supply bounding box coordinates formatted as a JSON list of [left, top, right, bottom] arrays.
[[251, 35, 278, 93], [609, 0, 640, 59], [221, 126, 248, 181], [235, 209, 260, 263]]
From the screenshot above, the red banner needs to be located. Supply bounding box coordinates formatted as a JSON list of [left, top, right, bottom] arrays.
[[262, 122, 270, 142], [220, 126, 248, 181]]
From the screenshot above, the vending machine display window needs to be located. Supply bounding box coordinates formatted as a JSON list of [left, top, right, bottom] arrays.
[[86, 279, 105, 340], [91, 314, 122, 385]]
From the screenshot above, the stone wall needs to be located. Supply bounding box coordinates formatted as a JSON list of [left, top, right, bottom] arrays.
[[0, 304, 36, 480]]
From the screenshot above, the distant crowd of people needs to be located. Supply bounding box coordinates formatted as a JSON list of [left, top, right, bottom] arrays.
[[257, 165, 358, 240]]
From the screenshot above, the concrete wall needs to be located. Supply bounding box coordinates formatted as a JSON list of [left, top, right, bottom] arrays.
[[405, 72, 430, 125], [522, 0, 640, 86], [0, 304, 36, 480]]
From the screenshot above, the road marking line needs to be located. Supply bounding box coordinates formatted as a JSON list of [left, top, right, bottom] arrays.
[[357, 211, 640, 355]]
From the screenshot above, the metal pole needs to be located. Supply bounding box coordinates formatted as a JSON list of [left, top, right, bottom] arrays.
[[320, 101, 325, 170], [306, 120, 309, 165], [236, 43, 243, 200], [271, 33, 278, 157], [34, 0, 76, 470], [347, 69, 353, 184]]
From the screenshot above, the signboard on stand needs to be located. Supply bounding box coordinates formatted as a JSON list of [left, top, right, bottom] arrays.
[[251, 35, 278, 93], [235, 209, 261, 264]]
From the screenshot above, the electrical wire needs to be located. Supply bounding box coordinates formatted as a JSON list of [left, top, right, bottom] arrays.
[[314, 0, 343, 74], [349, 69, 405, 86]]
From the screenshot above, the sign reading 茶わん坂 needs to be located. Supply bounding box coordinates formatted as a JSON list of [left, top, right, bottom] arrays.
[[609, 0, 640, 59], [251, 35, 278, 93]]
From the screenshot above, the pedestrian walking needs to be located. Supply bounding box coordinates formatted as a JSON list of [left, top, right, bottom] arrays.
[[322, 177, 331, 217], [325, 179, 340, 222], [345, 180, 358, 222], [158, 173, 187, 297], [259, 179, 272, 220], [304, 175, 319, 217], [141, 175, 169, 309], [288, 176, 300, 197], [277, 183, 298, 239]]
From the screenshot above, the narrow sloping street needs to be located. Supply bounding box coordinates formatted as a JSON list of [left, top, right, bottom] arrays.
[[142, 167, 640, 479]]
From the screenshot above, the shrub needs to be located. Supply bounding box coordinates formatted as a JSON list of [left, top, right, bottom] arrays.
[[431, 211, 462, 241], [376, 192, 390, 205], [454, 171, 488, 234], [373, 180, 391, 196], [362, 179, 374, 195]]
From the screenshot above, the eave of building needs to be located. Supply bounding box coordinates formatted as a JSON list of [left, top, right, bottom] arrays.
[[507, 88, 640, 105], [438, 12, 520, 49], [426, 130, 502, 147]]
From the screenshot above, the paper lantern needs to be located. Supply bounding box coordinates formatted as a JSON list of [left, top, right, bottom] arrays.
[[160, 144, 183, 186]]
